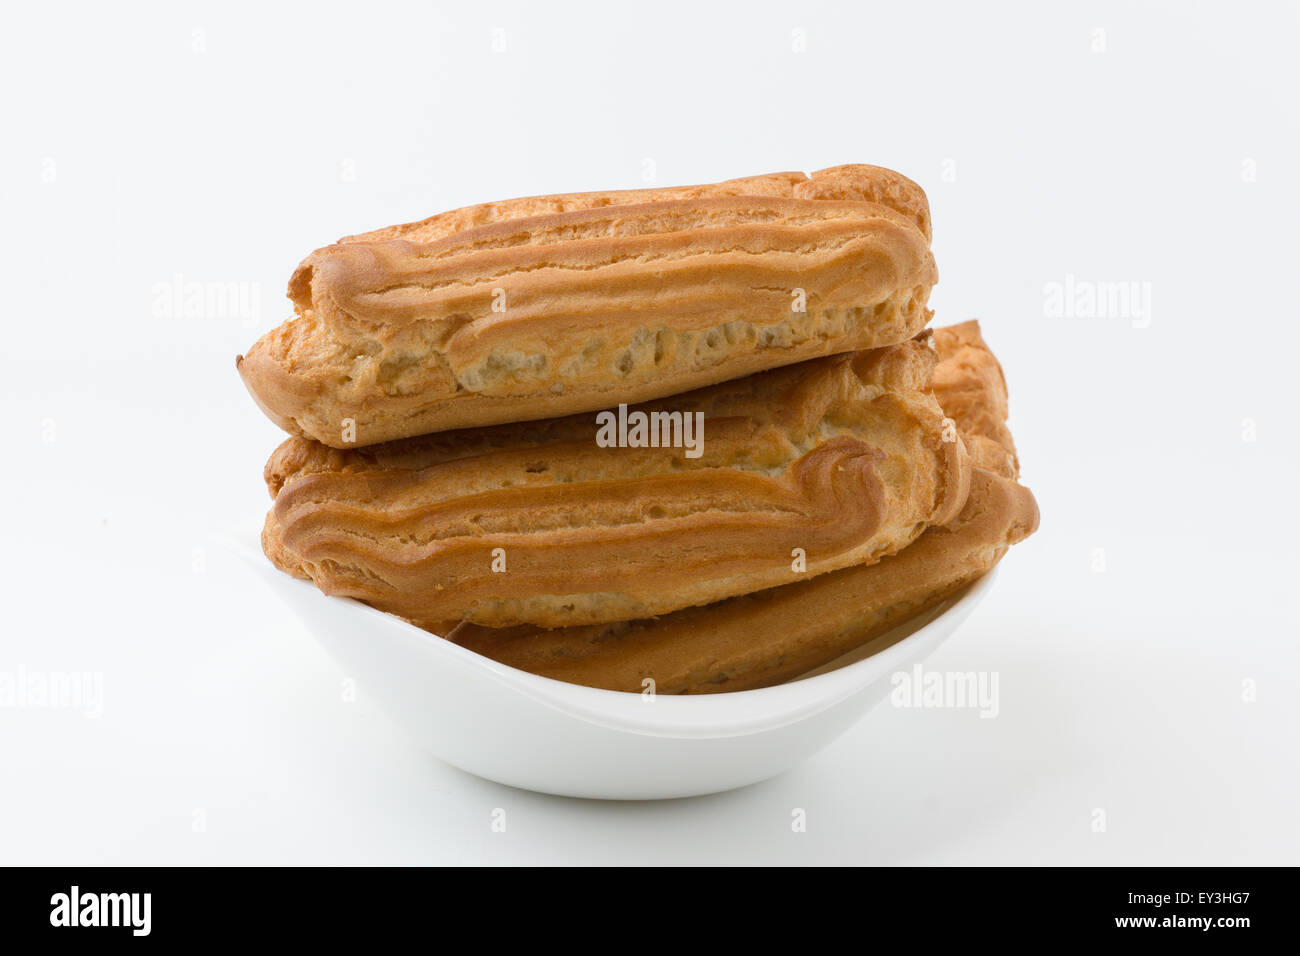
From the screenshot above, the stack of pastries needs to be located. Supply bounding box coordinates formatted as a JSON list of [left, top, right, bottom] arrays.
[[239, 165, 1038, 694]]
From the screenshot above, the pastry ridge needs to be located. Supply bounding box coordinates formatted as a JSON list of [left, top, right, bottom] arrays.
[[341, 163, 933, 245]]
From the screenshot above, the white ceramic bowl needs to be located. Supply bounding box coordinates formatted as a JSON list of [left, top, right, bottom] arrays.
[[230, 531, 997, 799]]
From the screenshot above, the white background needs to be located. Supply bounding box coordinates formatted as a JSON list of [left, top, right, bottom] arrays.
[[2, 0, 1296, 864]]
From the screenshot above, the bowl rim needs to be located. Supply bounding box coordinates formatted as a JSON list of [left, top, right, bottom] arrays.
[[223, 527, 997, 739]]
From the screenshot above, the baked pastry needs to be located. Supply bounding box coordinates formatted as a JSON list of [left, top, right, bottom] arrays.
[[445, 321, 1037, 693], [261, 334, 969, 628], [238, 165, 937, 447], [446, 469, 1035, 693], [342, 164, 933, 245], [931, 320, 1019, 478]]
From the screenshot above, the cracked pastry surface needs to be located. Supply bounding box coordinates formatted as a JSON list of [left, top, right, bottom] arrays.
[[261, 335, 969, 628], [445, 321, 1038, 693], [237, 165, 937, 447]]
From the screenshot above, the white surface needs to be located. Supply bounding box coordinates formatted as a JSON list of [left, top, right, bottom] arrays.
[[2, 0, 1297, 863]]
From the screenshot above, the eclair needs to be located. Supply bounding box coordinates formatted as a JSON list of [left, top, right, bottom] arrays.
[[237, 165, 937, 447], [261, 334, 969, 629], [444, 321, 1037, 693], [342, 163, 934, 245], [446, 468, 1036, 693]]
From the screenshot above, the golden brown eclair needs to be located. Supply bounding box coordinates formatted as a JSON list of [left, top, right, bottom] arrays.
[[445, 321, 1037, 693], [261, 334, 969, 629], [445, 468, 1036, 693], [237, 165, 937, 447], [341, 164, 934, 245]]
